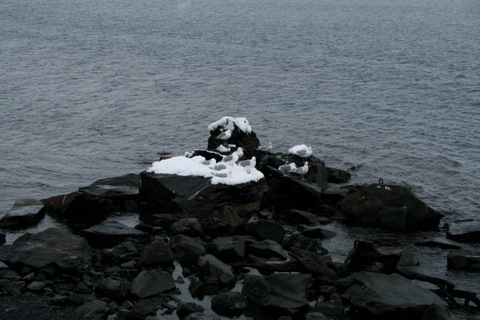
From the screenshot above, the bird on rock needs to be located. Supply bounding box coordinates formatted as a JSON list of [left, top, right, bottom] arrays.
[[216, 129, 232, 145], [201, 158, 216, 167], [278, 162, 297, 175], [295, 161, 309, 180], [221, 152, 239, 166], [213, 163, 228, 171], [234, 147, 244, 159], [257, 141, 273, 155], [239, 156, 256, 174], [289, 144, 312, 162]]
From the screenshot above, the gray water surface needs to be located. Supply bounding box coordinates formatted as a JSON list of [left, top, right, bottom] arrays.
[[2, 0, 478, 219]]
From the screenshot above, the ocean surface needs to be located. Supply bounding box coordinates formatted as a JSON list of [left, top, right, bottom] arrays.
[[1, 0, 480, 308]]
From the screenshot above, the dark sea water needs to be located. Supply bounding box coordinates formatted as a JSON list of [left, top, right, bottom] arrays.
[[1, 0, 480, 310]]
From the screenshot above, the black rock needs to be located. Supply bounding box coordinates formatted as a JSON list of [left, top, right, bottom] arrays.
[[338, 182, 442, 231], [78, 173, 140, 212], [344, 240, 400, 273], [170, 234, 206, 267], [288, 209, 320, 225], [170, 218, 204, 237], [45, 192, 114, 232], [0, 199, 46, 230], [139, 172, 266, 226], [253, 220, 285, 243], [446, 220, 480, 243], [212, 235, 248, 262], [447, 249, 480, 272], [94, 276, 131, 302], [282, 233, 328, 256], [337, 271, 448, 318], [177, 302, 205, 319], [242, 273, 312, 314], [211, 292, 248, 317], [197, 254, 235, 285], [130, 268, 176, 299], [248, 239, 289, 260], [200, 217, 235, 238], [79, 220, 150, 248], [0, 228, 91, 274], [140, 238, 173, 267]]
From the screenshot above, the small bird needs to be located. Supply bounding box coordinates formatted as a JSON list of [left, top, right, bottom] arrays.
[[201, 158, 217, 167], [221, 152, 239, 165], [234, 147, 244, 159], [295, 161, 309, 180], [216, 129, 232, 145], [278, 162, 297, 175], [289, 145, 313, 162], [212, 163, 228, 171], [239, 156, 256, 174], [257, 141, 273, 155], [213, 163, 231, 175]]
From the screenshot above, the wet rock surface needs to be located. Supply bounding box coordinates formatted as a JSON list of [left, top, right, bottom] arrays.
[[0, 199, 45, 230]]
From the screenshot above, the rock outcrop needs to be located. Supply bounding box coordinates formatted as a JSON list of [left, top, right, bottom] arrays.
[[0, 199, 45, 230], [139, 172, 266, 226], [338, 181, 442, 231], [337, 271, 448, 318], [1, 117, 478, 320]]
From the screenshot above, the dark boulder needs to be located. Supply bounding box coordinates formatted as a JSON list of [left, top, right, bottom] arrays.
[[44, 192, 114, 232], [78, 173, 140, 212], [338, 182, 442, 231], [447, 249, 480, 272], [197, 254, 235, 285], [304, 311, 331, 320], [140, 213, 182, 230], [242, 273, 312, 314], [140, 237, 174, 267], [257, 155, 349, 215], [260, 164, 324, 214], [170, 217, 204, 237], [289, 246, 337, 277], [94, 276, 131, 303], [0, 199, 45, 230], [79, 220, 150, 248], [446, 220, 480, 243], [139, 172, 266, 226], [211, 291, 248, 317], [337, 271, 448, 319], [200, 217, 235, 238], [177, 302, 205, 319], [247, 239, 289, 260], [212, 235, 249, 262], [0, 228, 91, 275], [421, 303, 458, 320], [76, 299, 109, 320], [130, 268, 176, 299], [344, 240, 400, 273], [252, 220, 285, 243], [170, 234, 206, 267]]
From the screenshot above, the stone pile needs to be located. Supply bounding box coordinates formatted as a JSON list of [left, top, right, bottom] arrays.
[[0, 117, 479, 320]]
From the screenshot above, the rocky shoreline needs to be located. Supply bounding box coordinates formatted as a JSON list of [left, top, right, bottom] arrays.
[[1, 116, 479, 320]]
